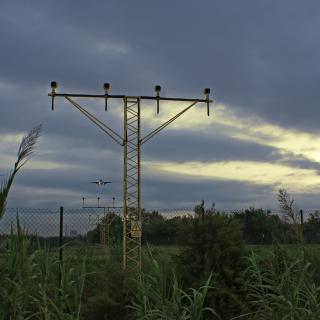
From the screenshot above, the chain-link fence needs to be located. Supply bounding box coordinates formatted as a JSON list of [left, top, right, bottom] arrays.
[[0, 208, 59, 237], [0, 208, 197, 235], [0, 207, 123, 247], [1, 207, 320, 246], [0, 207, 196, 246]]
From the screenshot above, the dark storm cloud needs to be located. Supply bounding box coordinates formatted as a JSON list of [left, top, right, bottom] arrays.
[[1, 0, 320, 132], [2, 0, 320, 133], [39, 128, 320, 173], [4, 119, 320, 210], [0, 1, 154, 91], [143, 131, 284, 163], [143, 131, 320, 173], [279, 157, 320, 173], [42, 129, 277, 164], [1, 0, 320, 209], [13, 167, 123, 197], [6, 166, 276, 210], [141, 173, 276, 210]]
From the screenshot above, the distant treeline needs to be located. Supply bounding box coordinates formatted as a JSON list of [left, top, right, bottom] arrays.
[[86, 206, 320, 245]]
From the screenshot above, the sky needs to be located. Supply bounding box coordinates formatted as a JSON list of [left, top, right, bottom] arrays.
[[1, 0, 320, 211]]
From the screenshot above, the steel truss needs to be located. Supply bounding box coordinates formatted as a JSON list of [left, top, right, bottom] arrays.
[[123, 97, 141, 271]]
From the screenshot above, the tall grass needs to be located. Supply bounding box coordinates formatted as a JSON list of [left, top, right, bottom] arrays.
[[0, 218, 86, 319], [243, 245, 320, 319], [0, 124, 42, 219], [130, 251, 219, 320]]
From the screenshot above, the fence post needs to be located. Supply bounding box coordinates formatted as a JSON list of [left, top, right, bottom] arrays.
[[59, 206, 64, 292], [300, 209, 304, 242]]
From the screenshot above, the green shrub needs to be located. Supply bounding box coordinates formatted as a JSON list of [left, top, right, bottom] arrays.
[[176, 212, 247, 318], [80, 247, 132, 320]]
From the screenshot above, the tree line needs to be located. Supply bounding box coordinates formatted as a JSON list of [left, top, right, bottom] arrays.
[[88, 197, 320, 246]]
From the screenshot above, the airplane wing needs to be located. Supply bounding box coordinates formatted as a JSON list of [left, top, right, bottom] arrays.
[[90, 182, 98, 184], [103, 181, 112, 184]]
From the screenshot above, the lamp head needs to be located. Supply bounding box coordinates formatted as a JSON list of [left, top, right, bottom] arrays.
[[154, 85, 161, 94], [51, 81, 57, 89], [204, 88, 210, 95], [103, 82, 110, 91]]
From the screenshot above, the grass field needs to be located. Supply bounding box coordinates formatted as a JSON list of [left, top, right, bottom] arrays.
[[54, 240, 320, 261]]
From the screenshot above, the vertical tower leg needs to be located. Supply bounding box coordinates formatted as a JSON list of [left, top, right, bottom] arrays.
[[123, 97, 141, 272], [99, 215, 106, 246]]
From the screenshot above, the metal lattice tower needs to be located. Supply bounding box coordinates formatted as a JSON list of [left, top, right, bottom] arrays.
[[49, 82, 212, 274], [123, 97, 141, 271]]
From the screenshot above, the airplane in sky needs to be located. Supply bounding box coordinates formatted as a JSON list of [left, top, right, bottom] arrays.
[[89, 179, 112, 186]]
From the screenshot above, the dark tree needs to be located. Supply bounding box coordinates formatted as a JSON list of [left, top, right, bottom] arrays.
[[177, 203, 247, 318]]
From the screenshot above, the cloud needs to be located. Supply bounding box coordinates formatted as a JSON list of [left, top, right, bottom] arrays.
[[147, 160, 320, 193], [1, 0, 320, 209]]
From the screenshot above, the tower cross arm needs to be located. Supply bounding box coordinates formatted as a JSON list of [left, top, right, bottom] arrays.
[[48, 92, 212, 103], [48, 92, 126, 99]]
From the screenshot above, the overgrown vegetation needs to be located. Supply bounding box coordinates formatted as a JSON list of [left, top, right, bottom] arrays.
[[0, 124, 42, 218], [2, 208, 320, 319], [131, 252, 218, 320], [177, 207, 246, 318], [0, 218, 86, 319], [243, 245, 320, 319]]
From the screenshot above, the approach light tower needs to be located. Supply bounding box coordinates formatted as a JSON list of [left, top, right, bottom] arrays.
[[49, 82, 212, 273]]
